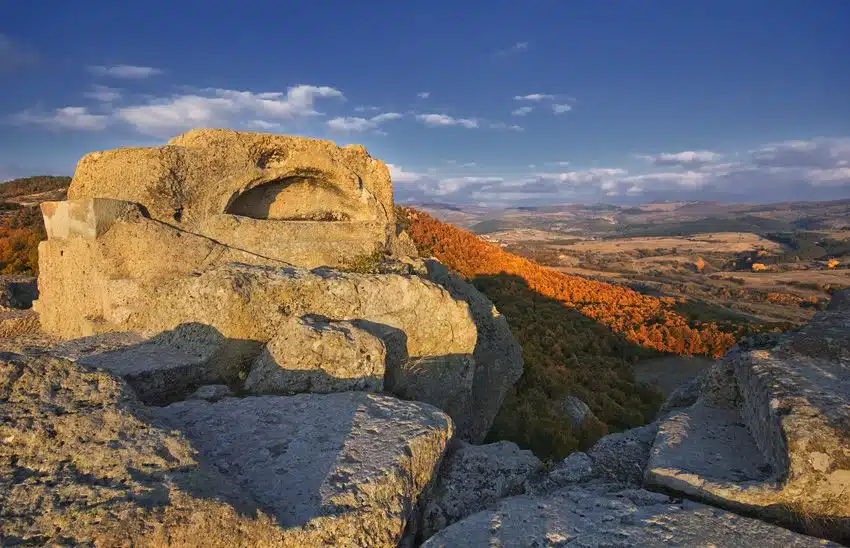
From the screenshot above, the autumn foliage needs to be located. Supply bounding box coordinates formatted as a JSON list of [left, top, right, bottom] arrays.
[[399, 207, 739, 459], [0, 206, 45, 275], [402, 208, 735, 358]]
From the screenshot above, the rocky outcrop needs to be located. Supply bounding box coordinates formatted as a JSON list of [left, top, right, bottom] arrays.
[[645, 293, 850, 540], [421, 441, 542, 539], [423, 483, 833, 547], [0, 352, 452, 546], [244, 316, 386, 395], [33, 132, 524, 442], [66, 129, 396, 268], [36, 254, 520, 441]]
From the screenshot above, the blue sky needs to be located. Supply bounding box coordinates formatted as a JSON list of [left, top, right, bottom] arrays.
[[2, 0, 849, 206]]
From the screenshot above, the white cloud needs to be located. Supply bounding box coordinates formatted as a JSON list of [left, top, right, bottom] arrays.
[[116, 85, 344, 136], [638, 150, 723, 168], [88, 64, 163, 79], [514, 93, 554, 101], [327, 112, 402, 133], [552, 104, 572, 114], [353, 105, 381, 112], [387, 164, 425, 183], [416, 113, 478, 129], [545, 161, 571, 167], [751, 138, 850, 169], [11, 106, 109, 131], [248, 120, 281, 130], [512, 106, 533, 116], [417, 91, 430, 99], [0, 34, 38, 71], [84, 85, 121, 102]]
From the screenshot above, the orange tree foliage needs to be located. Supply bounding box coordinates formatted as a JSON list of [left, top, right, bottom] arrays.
[[400, 207, 736, 459], [0, 206, 46, 275]]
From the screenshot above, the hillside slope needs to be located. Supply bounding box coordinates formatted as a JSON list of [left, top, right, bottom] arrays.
[[0, 176, 71, 275], [401, 207, 737, 458]]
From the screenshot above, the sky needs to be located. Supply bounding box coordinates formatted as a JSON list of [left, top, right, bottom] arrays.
[[1, 0, 849, 207]]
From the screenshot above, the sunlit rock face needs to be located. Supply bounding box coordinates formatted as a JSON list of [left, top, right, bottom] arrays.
[[66, 128, 395, 267]]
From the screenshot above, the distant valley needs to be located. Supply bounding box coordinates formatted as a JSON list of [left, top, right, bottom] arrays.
[[414, 199, 850, 329]]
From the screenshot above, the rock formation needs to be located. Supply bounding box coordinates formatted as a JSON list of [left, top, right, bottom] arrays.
[[645, 296, 850, 539], [0, 352, 451, 546], [32, 130, 524, 443], [67, 128, 395, 268]]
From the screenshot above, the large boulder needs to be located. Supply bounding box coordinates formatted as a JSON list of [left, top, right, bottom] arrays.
[[645, 294, 850, 541], [36, 254, 519, 441], [66, 129, 396, 268], [421, 441, 542, 540], [33, 132, 524, 442], [423, 483, 833, 547], [0, 352, 452, 546], [244, 316, 386, 395]]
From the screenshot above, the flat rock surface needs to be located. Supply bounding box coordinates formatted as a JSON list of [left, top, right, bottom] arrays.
[[154, 392, 452, 535], [49, 331, 220, 403], [423, 483, 835, 547], [646, 402, 771, 492], [1, 353, 452, 547]]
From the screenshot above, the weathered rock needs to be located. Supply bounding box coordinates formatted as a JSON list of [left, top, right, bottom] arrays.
[[587, 422, 659, 485], [244, 316, 386, 395], [37, 257, 517, 441], [66, 129, 396, 268], [1, 352, 452, 546], [658, 370, 706, 415], [547, 451, 595, 485], [423, 483, 834, 547], [0, 309, 39, 338], [646, 296, 850, 541], [46, 327, 242, 404], [421, 441, 542, 540], [422, 260, 524, 441], [189, 384, 234, 401], [155, 392, 452, 546], [0, 275, 37, 310], [34, 131, 523, 442], [557, 394, 595, 429]]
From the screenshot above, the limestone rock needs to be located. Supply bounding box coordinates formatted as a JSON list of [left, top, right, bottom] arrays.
[[645, 296, 850, 541], [0, 352, 452, 547], [0, 275, 37, 310], [0, 310, 39, 338], [67, 129, 395, 268], [37, 257, 515, 441], [423, 483, 833, 547], [547, 451, 595, 485], [189, 384, 234, 401], [557, 394, 595, 429], [421, 259, 524, 441], [35, 132, 523, 442], [154, 392, 453, 546], [244, 316, 386, 395], [658, 370, 706, 416], [587, 422, 659, 485], [48, 327, 243, 404], [421, 441, 542, 540]]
